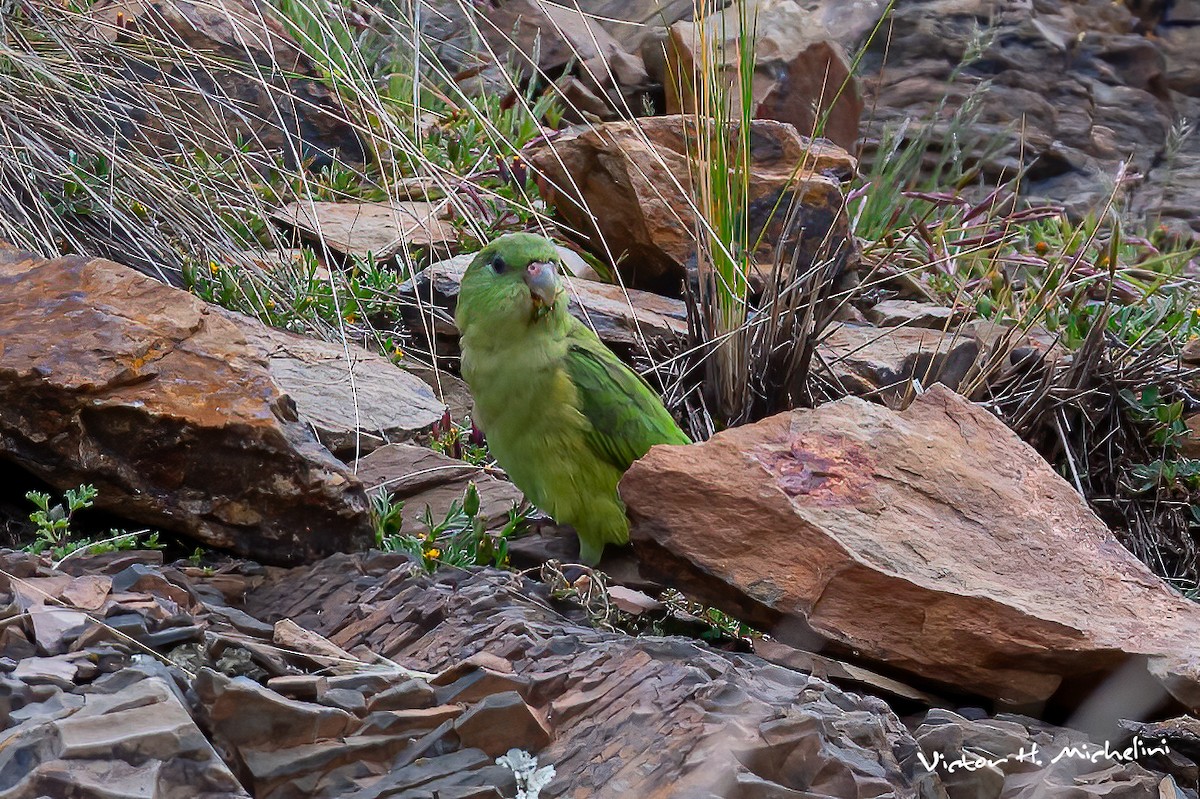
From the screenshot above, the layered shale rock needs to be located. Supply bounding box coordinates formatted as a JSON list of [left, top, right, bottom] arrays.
[[80, 0, 364, 167]]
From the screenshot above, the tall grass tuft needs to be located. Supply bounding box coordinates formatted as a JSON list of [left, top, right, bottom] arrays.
[[671, 0, 854, 434], [684, 0, 758, 427]]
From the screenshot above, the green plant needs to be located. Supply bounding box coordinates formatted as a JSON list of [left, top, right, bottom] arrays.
[[659, 589, 760, 645], [376, 483, 526, 572], [25, 484, 97, 552], [1120, 386, 1192, 450], [429, 411, 490, 467], [24, 484, 161, 560], [370, 487, 405, 543], [1127, 459, 1200, 494]]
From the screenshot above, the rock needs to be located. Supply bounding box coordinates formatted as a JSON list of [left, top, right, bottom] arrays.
[[366, 680, 438, 713], [360, 705, 463, 734], [1134, 93, 1200, 242], [864, 299, 971, 330], [524, 116, 856, 293], [475, 0, 648, 117], [406, 365, 474, 421], [752, 637, 941, 706], [243, 554, 929, 797], [55, 550, 165, 576], [454, 691, 551, 758], [236, 322, 446, 458], [9, 576, 72, 611], [78, 0, 363, 168], [664, 0, 862, 150], [432, 666, 529, 706], [403, 252, 689, 355], [59, 575, 113, 611], [0, 244, 373, 564], [1183, 414, 1200, 459], [270, 201, 457, 261], [1186, 338, 1200, 366], [12, 655, 81, 687], [820, 322, 982, 405], [847, 0, 1179, 221], [194, 668, 359, 749], [267, 674, 326, 701], [111, 564, 194, 609], [28, 606, 91, 655], [623, 385, 1200, 709], [353, 443, 525, 534], [0, 628, 37, 662], [0, 668, 246, 798]]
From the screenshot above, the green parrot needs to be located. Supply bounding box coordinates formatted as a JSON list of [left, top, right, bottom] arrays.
[[455, 232, 691, 565]]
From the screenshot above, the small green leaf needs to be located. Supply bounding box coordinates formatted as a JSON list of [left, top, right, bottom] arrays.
[[463, 483, 480, 518]]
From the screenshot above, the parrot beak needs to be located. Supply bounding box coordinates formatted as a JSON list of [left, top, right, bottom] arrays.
[[524, 260, 561, 313]]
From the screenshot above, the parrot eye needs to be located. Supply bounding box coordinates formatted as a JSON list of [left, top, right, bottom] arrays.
[[490, 254, 507, 274]]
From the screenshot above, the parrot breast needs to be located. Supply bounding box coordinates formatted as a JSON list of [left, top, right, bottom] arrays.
[[460, 327, 624, 543]]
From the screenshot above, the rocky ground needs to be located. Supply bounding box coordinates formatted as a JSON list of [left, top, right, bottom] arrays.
[[3, 548, 1197, 798], [1, 0, 1199, 797]]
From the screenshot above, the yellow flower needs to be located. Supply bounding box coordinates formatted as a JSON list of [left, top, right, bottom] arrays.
[[344, 313, 357, 324], [208, 261, 220, 274], [266, 300, 275, 309], [424, 548, 440, 560]]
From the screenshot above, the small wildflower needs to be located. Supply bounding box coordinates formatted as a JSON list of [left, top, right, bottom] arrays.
[[344, 313, 357, 324], [433, 409, 452, 438], [208, 261, 220, 275], [266, 299, 275, 309], [393, 346, 404, 358], [469, 423, 486, 448], [424, 548, 440, 560], [1033, 241, 1048, 255]]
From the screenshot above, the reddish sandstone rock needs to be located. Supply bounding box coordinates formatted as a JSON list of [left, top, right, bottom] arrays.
[[524, 116, 855, 293], [623, 385, 1200, 709], [664, 0, 863, 150], [0, 245, 372, 564]]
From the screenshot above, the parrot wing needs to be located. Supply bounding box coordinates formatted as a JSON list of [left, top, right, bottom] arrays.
[[562, 338, 690, 473]]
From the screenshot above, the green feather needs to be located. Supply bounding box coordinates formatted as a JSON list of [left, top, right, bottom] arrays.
[[562, 338, 690, 472], [455, 233, 690, 565]]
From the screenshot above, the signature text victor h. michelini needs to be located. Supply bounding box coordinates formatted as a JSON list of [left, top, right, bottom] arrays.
[[918, 737, 1171, 773]]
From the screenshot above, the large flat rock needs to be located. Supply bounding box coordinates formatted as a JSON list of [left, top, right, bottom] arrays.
[[0, 245, 372, 564], [623, 385, 1200, 710], [271, 201, 456, 260], [236, 324, 445, 458], [524, 116, 856, 293]]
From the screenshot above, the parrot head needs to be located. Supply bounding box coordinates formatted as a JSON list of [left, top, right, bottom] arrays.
[[457, 233, 566, 336]]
